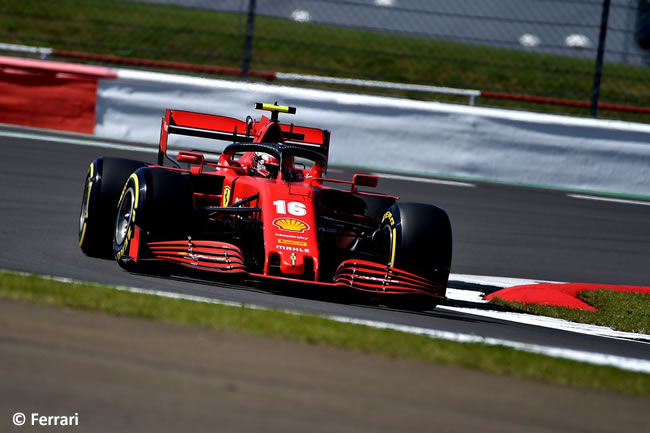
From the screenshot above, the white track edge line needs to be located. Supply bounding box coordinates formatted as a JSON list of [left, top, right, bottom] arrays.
[[372, 173, 475, 187], [9, 271, 650, 375], [0, 130, 157, 154], [568, 194, 650, 206], [449, 273, 557, 288], [439, 305, 650, 344]]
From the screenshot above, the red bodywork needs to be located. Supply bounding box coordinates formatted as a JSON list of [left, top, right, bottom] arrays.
[[135, 106, 445, 300]]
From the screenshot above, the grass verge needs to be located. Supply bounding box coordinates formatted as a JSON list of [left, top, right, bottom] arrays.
[[490, 290, 650, 335], [1, 269, 649, 396], [1, 0, 650, 122]]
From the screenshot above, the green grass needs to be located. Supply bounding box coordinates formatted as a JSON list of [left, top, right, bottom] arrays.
[[1, 0, 650, 121], [1, 269, 650, 396], [491, 290, 650, 334]]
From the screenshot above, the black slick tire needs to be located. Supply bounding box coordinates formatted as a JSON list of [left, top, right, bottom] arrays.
[[379, 202, 452, 310], [78, 157, 148, 258], [113, 167, 194, 271]]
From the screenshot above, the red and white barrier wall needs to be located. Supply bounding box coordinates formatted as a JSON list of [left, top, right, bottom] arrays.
[[0, 56, 116, 134], [3, 56, 650, 197]]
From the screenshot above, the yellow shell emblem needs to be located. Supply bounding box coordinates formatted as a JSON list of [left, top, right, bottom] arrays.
[[273, 218, 310, 233]]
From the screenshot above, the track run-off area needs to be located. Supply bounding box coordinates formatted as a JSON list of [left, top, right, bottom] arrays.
[[1, 125, 649, 431]]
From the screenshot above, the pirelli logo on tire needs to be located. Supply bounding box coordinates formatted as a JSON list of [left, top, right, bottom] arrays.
[[115, 228, 132, 261], [382, 210, 397, 267], [382, 211, 395, 227], [78, 161, 95, 248], [115, 173, 139, 261]]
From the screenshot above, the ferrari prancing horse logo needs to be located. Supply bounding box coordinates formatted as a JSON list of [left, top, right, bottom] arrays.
[[222, 186, 231, 207]]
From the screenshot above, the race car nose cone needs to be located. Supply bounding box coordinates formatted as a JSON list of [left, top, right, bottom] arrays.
[[279, 250, 305, 275]]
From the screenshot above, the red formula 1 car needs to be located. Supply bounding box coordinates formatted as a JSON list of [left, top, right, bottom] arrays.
[[79, 103, 452, 309]]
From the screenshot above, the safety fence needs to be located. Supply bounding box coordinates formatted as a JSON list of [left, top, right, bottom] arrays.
[[1, 0, 650, 120]]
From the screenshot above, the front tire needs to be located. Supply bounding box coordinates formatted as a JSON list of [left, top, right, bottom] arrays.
[[379, 202, 452, 310], [78, 157, 148, 257], [113, 167, 194, 271]]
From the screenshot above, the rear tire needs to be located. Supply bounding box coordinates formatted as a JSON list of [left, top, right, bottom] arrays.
[[78, 157, 148, 257], [113, 167, 194, 271], [379, 202, 452, 310]]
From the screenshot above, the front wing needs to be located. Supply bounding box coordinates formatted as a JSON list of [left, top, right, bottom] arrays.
[[138, 240, 446, 299]]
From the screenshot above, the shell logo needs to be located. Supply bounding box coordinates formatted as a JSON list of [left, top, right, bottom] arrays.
[[273, 218, 310, 233]]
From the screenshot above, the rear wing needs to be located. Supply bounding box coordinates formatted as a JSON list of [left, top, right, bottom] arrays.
[[158, 108, 330, 165]]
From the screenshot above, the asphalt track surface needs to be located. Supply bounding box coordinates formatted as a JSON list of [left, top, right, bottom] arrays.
[[1, 128, 649, 363]]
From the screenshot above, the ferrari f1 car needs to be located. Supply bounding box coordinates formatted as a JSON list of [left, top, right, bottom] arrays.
[[79, 103, 452, 309]]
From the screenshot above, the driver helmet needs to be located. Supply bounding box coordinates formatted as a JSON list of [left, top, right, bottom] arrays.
[[252, 152, 279, 178]]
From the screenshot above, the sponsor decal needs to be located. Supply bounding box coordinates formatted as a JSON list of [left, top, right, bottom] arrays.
[[278, 238, 308, 247], [275, 233, 308, 240], [222, 186, 231, 207], [179, 251, 222, 262], [290, 252, 296, 267], [276, 245, 310, 253], [273, 218, 310, 233], [171, 246, 223, 264], [191, 254, 225, 262], [359, 275, 399, 284]]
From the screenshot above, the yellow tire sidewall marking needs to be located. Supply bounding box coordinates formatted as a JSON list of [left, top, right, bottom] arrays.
[[381, 211, 397, 267], [116, 173, 140, 260], [79, 162, 94, 247]]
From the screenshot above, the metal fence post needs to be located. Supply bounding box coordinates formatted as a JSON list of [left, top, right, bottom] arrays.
[[590, 0, 611, 117], [241, 0, 257, 80]]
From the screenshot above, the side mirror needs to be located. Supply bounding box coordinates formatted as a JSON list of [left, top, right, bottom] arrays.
[[353, 174, 379, 188], [177, 151, 204, 166], [177, 151, 205, 174]]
